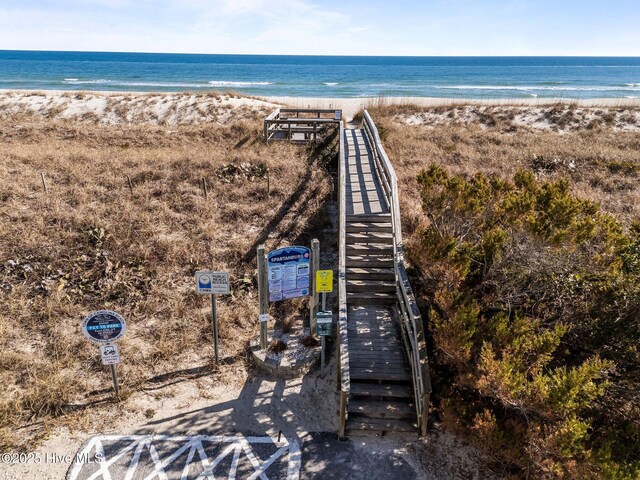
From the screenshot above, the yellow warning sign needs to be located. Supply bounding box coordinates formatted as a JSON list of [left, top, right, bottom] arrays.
[[315, 270, 333, 293]]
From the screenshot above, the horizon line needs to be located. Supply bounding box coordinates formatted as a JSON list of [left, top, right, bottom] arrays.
[[2, 49, 640, 59]]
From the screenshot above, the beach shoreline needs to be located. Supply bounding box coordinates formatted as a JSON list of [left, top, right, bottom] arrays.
[[263, 95, 640, 121], [0, 89, 640, 112], [0, 89, 640, 125]]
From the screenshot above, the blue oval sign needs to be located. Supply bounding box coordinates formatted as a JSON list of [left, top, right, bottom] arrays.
[[82, 310, 126, 344]]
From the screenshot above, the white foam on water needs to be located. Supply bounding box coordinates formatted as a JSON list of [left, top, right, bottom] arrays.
[[438, 85, 640, 91], [63, 79, 208, 88], [208, 80, 272, 87], [61, 79, 273, 88]]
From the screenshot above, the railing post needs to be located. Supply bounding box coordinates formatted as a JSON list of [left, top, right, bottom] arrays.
[[421, 393, 430, 436], [339, 391, 347, 437]]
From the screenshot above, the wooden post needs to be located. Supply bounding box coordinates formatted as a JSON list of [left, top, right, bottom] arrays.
[[338, 391, 347, 437], [40, 172, 48, 195], [126, 175, 133, 195], [257, 245, 268, 349], [336, 334, 341, 391], [202, 177, 208, 199], [420, 393, 430, 436], [309, 239, 320, 333]]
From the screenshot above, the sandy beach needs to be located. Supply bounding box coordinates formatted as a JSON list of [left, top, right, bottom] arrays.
[[263, 95, 640, 121], [3, 89, 640, 125]]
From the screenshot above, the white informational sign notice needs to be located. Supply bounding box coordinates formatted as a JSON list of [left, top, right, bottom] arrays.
[[258, 314, 269, 323], [196, 271, 230, 295], [100, 344, 121, 365]]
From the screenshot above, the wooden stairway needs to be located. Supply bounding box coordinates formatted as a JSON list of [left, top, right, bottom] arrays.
[[342, 129, 417, 434]]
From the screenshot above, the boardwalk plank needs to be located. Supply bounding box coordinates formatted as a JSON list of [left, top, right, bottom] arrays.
[[343, 128, 416, 434]]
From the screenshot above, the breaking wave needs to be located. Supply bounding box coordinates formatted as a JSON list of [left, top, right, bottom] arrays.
[[62, 79, 273, 88], [438, 85, 640, 91], [207, 81, 272, 87]]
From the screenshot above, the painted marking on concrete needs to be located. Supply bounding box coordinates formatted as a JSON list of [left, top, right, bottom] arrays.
[[68, 435, 301, 480]]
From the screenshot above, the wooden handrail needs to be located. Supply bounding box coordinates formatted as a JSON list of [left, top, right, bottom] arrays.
[[264, 108, 342, 143], [280, 108, 341, 115], [361, 110, 432, 436], [337, 122, 350, 437]]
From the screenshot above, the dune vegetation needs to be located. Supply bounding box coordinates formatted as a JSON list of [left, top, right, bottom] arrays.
[[370, 104, 640, 479], [0, 108, 337, 450]]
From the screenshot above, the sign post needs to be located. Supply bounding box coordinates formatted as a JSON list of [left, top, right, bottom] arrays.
[[310, 240, 320, 333], [82, 310, 126, 398], [315, 269, 334, 377], [100, 345, 121, 396], [196, 271, 230, 365], [257, 245, 269, 349]]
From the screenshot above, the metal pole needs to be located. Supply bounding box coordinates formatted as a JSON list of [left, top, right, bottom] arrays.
[[321, 336, 326, 378], [310, 239, 320, 333], [257, 245, 268, 349], [322, 292, 327, 312], [110, 364, 120, 398], [211, 294, 219, 365]]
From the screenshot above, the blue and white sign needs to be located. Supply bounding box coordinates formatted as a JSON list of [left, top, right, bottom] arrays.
[[267, 246, 311, 302], [82, 310, 126, 344], [195, 271, 230, 295]]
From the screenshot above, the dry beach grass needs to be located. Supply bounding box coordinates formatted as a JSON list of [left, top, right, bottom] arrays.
[[368, 103, 640, 227], [0, 99, 336, 450]]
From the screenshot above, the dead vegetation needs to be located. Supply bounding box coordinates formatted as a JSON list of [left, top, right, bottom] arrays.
[[0, 108, 335, 450], [368, 104, 640, 227]]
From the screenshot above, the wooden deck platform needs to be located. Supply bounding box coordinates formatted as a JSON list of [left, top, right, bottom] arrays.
[[264, 108, 342, 143]]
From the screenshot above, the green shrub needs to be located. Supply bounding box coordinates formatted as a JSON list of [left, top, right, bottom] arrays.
[[412, 166, 640, 478]]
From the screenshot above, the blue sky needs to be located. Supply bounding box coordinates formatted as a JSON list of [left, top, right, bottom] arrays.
[[0, 0, 639, 55]]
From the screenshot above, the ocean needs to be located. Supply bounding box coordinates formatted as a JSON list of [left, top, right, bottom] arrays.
[[1, 51, 640, 99]]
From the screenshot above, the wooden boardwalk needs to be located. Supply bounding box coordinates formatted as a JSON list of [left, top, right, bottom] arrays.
[[342, 129, 416, 434]]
